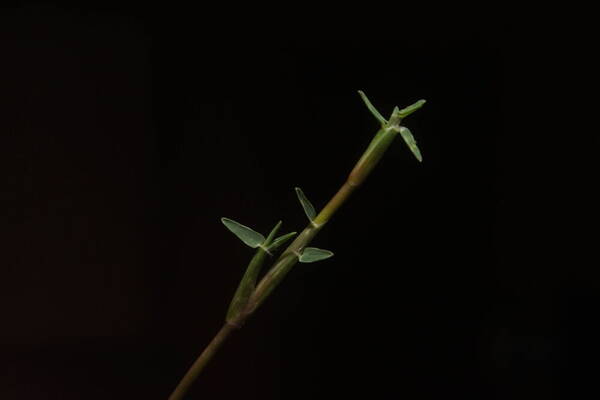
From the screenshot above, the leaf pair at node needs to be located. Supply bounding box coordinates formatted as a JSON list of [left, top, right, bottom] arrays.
[[222, 218, 297, 324], [358, 90, 425, 162]]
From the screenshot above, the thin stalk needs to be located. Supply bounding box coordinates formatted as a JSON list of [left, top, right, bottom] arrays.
[[168, 323, 237, 400], [314, 181, 357, 226], [248, 126, 405, 312], [167, 169, 361, 400], [167, 94, 425, 399], [247, 171, 367, 312]]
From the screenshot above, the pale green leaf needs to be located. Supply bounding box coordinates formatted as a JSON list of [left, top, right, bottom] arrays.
[[299, 247, 334, 263], [358, 90, 387, 125], [263, 221, 282, 248], [268, 232, 297, 252], [398, 99, 426, 118], [221, 217, 265, 248], [295, 187, 317, 221], [399, 126, 423, 162]]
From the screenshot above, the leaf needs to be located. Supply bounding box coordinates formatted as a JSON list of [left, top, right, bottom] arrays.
[[398, 99, 426, 118], [399, 126, 423, 162], [268, 232, 297, 252], [295, 187, 317, 221], [358, 90, 388, 125], [221, 217, 265, 248], [299, 247, 334, 263], [263, 221, 283, 248]]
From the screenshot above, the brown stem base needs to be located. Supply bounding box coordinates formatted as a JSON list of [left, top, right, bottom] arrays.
[[168, 323, 237, 400]]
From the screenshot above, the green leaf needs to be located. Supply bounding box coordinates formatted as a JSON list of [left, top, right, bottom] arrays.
[[295, 187, 316, 222], [399, 126, 423, 162], [358, 90, 388, 125], [299, 247, 334, 263], [221, 217, 265, 248], [268, 232, 297, 252], [263, 220, 282, 248], [398, 99, 426, 118]]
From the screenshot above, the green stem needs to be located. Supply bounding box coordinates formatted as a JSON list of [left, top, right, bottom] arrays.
[[168, 323, 237, 400], [247, 224, 322, 313], [314, 181, 357, 226], [248, 127, 396, 311], [167, 94, 425, 399], [167, 168, 370, 399]]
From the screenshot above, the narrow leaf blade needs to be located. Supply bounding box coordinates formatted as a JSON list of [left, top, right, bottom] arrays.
[[398, 99, 426, 118], [263, 221, 282, 247], [399, 126, 423, 162], [268, 232, 297, 252], [299, 247, 334, 263], [221, 217, 265, 248], [358, 90, 388, 125], [295, 187, 317, 221]]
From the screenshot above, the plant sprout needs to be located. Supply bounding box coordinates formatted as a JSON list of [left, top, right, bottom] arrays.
[[168, 91, 426, 400]]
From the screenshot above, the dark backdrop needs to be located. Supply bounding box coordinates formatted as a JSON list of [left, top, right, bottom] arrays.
[[1, 5, 598, 400]]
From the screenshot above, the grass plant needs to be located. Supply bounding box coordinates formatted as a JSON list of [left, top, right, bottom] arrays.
[[168, 91, 426, 400]]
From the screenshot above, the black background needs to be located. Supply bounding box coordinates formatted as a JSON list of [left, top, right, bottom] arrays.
[[1, 5, 598, 400]]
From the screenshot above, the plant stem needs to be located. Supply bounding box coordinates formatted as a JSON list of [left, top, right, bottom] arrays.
[[248, 126, 399, 311], [167, 95, 425, 399], [247, 173, 365, 311], [167, 173, 359, 400], [314, 180, 357, 226], [168, 323, 237, 400]]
